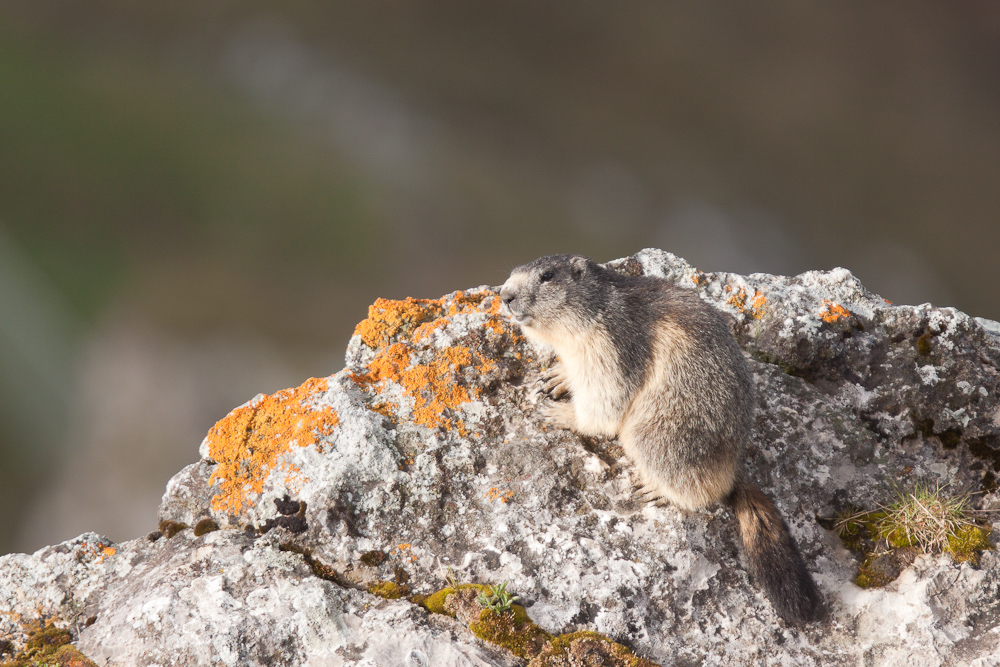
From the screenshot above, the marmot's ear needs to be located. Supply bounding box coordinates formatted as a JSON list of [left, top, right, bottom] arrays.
[[570, 256, 589, 279]]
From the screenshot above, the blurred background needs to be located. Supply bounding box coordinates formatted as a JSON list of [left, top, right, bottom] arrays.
[[1, 2, 998, 556]]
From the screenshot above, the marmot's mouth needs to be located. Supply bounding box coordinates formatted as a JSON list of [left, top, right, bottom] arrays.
[[509, 312, 534, 327], [501, 302, 533, 327]]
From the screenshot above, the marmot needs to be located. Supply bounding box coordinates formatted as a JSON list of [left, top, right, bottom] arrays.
[[499, 254, 819, 624]]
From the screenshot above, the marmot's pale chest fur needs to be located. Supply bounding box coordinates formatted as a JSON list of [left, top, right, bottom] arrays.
[[500, 254, 819, 624]]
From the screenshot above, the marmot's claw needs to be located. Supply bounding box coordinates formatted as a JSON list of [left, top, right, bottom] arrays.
[[635, 485, 664, 505], [541, 377, 570, 400], [539, 365, 571, 400], [530, 382, 553, 404]]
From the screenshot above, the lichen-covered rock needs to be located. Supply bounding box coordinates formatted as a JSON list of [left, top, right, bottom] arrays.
[[2, 249, 1000, 666], [0, 620, 98, 667], [529, 631, 659, 667]]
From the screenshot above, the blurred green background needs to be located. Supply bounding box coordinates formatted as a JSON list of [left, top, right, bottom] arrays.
[[1, 2, 998, 555]]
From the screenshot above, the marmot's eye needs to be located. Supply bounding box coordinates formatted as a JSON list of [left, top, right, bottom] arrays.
[[540, 271, 554, 282]]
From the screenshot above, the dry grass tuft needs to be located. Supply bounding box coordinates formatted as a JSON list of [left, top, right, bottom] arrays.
[[834, 482, 978, 553], [879, 483, 977, 551]]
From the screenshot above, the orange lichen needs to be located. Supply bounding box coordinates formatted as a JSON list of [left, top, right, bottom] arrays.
[[354, 297, 443, 348], [352, 343, 476, 430], [691, 272, 706, 286], [350, 291, 513, 433], [393, 543, 417, 562], [447, 292, 488, 315], [282, 462, 309, 492], [481, 296, 508, 334], [726, 288, 767, 319], [484, 317, 506, 335], [75, 539, 118, 565], [355, 293, 499, 349], [478, 356, 498, 375], [368, 402, 396, 420], [413, 318, 449, 342], [350, 291, 522, 438], [486, 487, 514, 503], [205, 378, 339, 513], [820, 300, 852, 323]]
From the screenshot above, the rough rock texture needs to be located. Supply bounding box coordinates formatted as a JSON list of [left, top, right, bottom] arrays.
[[3, 249, 1000, 666]]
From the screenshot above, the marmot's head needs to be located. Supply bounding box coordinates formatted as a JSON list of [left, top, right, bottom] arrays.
[[499, 254, 598, 341]]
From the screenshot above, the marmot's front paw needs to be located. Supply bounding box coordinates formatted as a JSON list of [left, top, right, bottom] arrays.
[[539, 398, 578, 431], [538, 365, 571, 401]]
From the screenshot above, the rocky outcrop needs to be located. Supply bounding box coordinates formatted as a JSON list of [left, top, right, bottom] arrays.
[[2, 249, 1000, 666]]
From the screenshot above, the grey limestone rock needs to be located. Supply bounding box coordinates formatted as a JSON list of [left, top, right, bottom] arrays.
[[2, 249, 999, 666]]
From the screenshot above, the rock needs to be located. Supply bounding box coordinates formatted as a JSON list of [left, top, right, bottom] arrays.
[[2, 248, 999, 666]]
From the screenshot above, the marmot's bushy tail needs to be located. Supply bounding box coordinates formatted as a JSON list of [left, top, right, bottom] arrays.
[[726, 480, 820, 624]]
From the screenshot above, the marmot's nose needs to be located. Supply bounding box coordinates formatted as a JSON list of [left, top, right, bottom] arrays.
[[499, 287, 515, 305]]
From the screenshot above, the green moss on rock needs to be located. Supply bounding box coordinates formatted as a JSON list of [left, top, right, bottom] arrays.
[[468, 607, 550, 660], [948, 524, 993, 563], [193, 518, 219, 537], [825, 490, 993, 588], [420, 584, 488, 617], [419, 583, 661, 665], [359, 550, 387, 567], [368, 581, 411, 599], [545, 630, 606, 655], [277, 542, 343, 584], [0, 623, 99, 667], [530, 630, 659, 667], [916, 332, 934, 356], [157, 519, 189, 539]]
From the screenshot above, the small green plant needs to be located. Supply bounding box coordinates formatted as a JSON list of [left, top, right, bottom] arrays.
[[875, 482, 977, 552], [476, 581, 520, 613], [832, 482, 981, 553], [827, 482, 993, 587]]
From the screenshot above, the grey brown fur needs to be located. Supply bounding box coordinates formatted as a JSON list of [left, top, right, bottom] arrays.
[[499, 254, 819, 624]]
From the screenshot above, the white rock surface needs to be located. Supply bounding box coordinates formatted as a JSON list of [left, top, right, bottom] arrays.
[[2, 249, 999, 666]]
